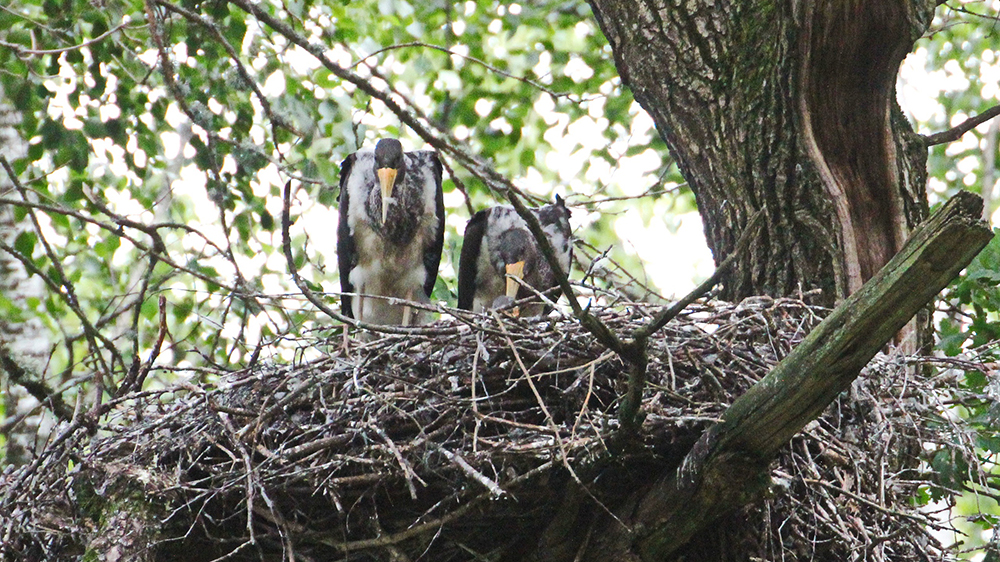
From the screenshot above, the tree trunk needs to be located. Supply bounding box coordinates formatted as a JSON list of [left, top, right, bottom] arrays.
[[572, 0, 949, 558], [587, 0, 935, 305]]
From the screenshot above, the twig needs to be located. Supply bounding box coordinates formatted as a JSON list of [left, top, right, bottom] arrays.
[[616, 207, 763, 430], [350, 41, 595, 103], [493, 311, 579, 476], [282, 435, 353, 460], [320, 461, 556, 552], [632, 207, 765, 340], [373, 425, 424, 500], [924, 104, 1000, 146], [121, 295, 170, 395], [0, 20, 132, 56], [504, 191, 626, 359], [436, 446, 505, 498], [471, 331, 485, 452], [799, 476, 942, 528], [571, 362, 597, 439], [0, 195, 241, 293], [215, 411, 258, 545], [237, 372, 322, 440], [152, 0, 300, 145], [0, 345, 73, 422], [1, 157, 122, 399], [437, 154, 475, 216]]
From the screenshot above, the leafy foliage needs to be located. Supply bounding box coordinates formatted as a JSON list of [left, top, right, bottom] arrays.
[[918, 2, 1000, 210], [939, 231, 1000, 356], [906, 4, 1000, 554], [0, 0, 680, 397]]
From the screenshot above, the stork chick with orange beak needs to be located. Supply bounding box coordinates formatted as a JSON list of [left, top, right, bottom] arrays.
[[457, 196, 573, 317], [337, 138, 445, 326]]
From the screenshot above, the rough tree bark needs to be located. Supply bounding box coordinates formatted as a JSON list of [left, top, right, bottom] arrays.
[[587, 0, 935, 304]]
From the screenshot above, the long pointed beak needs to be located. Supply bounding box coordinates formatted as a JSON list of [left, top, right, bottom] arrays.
[[377, 168, 397, 224], [505, 261, 525, 299], [504, 261, 525, 317]]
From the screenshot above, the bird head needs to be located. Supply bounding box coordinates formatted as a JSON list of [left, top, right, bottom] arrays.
[[493, 229, 536, 316], [533, 194, 573, 274], [374, 139, 405, 224], [536, 194, 572, 234]]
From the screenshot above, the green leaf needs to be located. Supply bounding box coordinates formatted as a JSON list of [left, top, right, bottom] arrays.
[[39, 119, 64, 149], [0, 293, 25, 324], [225, 16, 247, 47], [234, 211, 251, 242], [83, 118, 106, 139], [13, 231, 36, 257], [259, 209, 274, 231]]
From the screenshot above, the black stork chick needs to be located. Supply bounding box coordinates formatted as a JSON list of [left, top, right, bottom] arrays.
[[457, 196, 572, 316], [337, 138, 445, 326]]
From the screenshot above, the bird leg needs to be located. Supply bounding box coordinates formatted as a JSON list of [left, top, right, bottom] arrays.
[[340, 324, 351, 357], [401, 289, 414, 327], [341, 292, 364, 356]]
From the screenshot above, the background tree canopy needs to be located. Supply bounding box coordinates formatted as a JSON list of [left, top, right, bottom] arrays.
[[0, 0, 684, 372], [0, 0, 999, 558]]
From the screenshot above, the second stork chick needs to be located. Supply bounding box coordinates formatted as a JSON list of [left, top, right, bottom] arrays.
[[457, 196, 572, 316]]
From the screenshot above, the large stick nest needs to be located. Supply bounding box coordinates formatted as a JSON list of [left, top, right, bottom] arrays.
[[0, 297, 969, 561]]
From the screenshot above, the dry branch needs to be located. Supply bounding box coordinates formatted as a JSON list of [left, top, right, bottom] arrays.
[[625, 190, 993, 560]]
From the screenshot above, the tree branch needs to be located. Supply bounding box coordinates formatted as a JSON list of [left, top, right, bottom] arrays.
[[1, 157, 123, 399], [504, 191, 627, 359], [0, 20, 131, 57], [0, 345, 74, 423], [349, 41, 596, 103], [617, 208, 764, 430], [924, 104, 1000, 146], [632, 208, 765, 341], [152, 0, 300, 146], [611, 191, 993, 560]]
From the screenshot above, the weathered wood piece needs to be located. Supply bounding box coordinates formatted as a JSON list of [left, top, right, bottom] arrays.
[[623, 191, 993, 560]]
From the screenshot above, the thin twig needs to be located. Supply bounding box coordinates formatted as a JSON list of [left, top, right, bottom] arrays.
[[0, 20, 132, 56], [350, 41, 596, 103], [924, 104, 1000, 146], [633, 207, 766, 340], [373, 425, 424, 500], [0, 346, 74, 422], [436, 446, 505, 497]]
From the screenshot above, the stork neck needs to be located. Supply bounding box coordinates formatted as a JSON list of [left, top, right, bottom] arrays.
[[367, 176, 420, 244]]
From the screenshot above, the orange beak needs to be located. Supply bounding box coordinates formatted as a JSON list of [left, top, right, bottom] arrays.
[[505, 261, 525, 317], [377, 168, 397, 223]]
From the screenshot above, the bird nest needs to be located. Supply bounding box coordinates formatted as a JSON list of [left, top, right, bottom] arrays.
[[0, 296, 978, 561]]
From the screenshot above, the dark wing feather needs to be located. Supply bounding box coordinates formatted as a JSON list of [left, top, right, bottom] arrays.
[[422, 152, 446, 299], [337, 153, 357, 318], [537, 196, 573, 306], [457, 208, 490, 310]]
